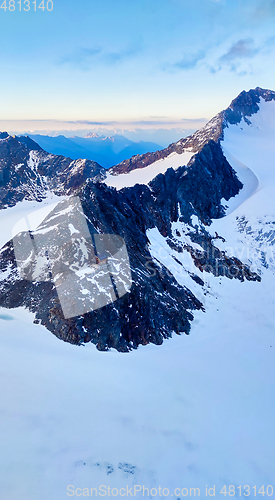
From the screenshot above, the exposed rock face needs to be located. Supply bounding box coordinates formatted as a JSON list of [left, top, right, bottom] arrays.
[[224, 87, 275, 125], [0, 137, 259, 351], [109, 86, 275, 176], [0, 87, 269, 351], [0, 134, 105, 208]]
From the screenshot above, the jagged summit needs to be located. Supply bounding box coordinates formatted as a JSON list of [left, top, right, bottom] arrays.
[[108, 87, 275, 178], [84, 132, 100, 139], [225, 86, 275, 125], [0, 131, 9, 140], [0, 132, 105, 208], [0, 86, 273, 351]]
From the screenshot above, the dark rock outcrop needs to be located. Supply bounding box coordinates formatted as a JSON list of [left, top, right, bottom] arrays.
[[109, 86, 275, 176], [0, 133, 105, 208], [224, 87, 275, 125], [0, 139, 259, 351], [0, 87, 268, 351]]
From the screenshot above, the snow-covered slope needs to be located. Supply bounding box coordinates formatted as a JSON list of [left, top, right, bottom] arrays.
[[1, 88, 275, 499], [0, 262, 275, 500], [219, 150, 259, 215], [209, 96, 275, 275], [144, 91, 275, 305], [105, 150, 194, 189], [106, 87, 275, 197], [221, 98, 275, 214], [0, 194, 66, 250], [126, 92, 275, 496], [0, 259, 274, 499]]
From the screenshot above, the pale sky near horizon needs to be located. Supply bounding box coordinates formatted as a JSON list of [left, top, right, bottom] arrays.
[[0, 0, 275, 127]]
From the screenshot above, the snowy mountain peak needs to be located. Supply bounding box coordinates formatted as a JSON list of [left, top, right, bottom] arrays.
[[224, 86, 275, 126], [106, 87, 275, 189], [0, 131, 10, 141], [84, 132, 100, 139], [0, 133, 105, 209], [0, 87, 274, 353]]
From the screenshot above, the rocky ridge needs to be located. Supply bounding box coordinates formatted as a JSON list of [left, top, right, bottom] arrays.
[[0, 133, 105, 208], [0, 87, 269, 351], [0, 136, 260, 351], [109, 87, 275, 176]]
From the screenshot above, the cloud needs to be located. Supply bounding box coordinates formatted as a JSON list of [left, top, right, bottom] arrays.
[[266, 34, 275, 44], [211, 35, 275, 74], [219, 38, 259, 63], [102, 46, 141, 65], [58, 46, 141, 70], [207, 38, 260, 74], [208, 0, 226, 5], [59, 48, 102, 67], [254, 0, 275, 18], [175, 51, 205, 69], [65, 118, 207, 127], [163, 50, 205, 72]]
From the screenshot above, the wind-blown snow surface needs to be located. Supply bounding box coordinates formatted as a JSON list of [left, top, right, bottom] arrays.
[[210, 97, 275, 271], [0, 193, 67, 249], [0, 270, 274, 500], [1, 234, 275, 497], [221, 98, 275, 217], [220, 150, 259, 216], [105, 151, 194, 189]]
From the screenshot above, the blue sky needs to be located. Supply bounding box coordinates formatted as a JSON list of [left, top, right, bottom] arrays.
[[0, 0, 275, 127]]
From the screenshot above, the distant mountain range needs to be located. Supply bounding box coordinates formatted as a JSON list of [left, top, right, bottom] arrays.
[[28, 133, 162, 168]]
